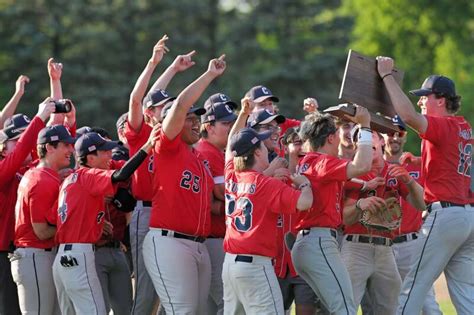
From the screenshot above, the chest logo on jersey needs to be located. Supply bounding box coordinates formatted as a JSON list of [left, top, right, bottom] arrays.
[[277, 215, 283, 228], [408, 171, 420, 179], [387, 178, 397, 187], [297, 163, 309, 175], [180, 170, 201, 193]]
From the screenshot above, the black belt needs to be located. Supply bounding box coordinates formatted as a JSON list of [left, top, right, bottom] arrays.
[[301, 229, 337, 238], [235, 255, 253, 263], [427, 201, 474, 213], [393, 233, 418, 244], [97, 240, 121, 248], [63, 244, 96, 251], [346, 235, 393, 246], [161, 230, 206, 243], [17, 247, 52, 252], [142, 200, 152, 207]]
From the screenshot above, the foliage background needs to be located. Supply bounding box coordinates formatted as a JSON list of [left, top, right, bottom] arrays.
[[1, 0, 473, 154]]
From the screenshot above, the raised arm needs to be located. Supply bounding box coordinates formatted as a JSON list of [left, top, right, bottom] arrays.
[[163, 55, 226, 141], [377, 56, 428, 134], [0, 75, 29, 127], [345, 106, 373, 178], [128, 35, 169, 132], [388, 164, 426, 210], [147, 50, 196, 94], [47, 58, 67, 126], [225, 97, 253, 162]]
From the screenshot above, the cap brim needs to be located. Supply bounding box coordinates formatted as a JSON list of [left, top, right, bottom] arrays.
[[189, 107, 206, 116], [253, 95, 279, 103], [225, 101, 238, 110], [217, 113, 238, 122], [147, 97, 176, 108], [97, 140, 119, 151], [409, 88, 432, 96], [257, 130, 273, 142], [258, 114, 286, 125]]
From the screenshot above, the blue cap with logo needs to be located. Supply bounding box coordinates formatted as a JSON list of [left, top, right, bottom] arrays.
[[249, 85, 279, 103], [143, 89, 176, 109], [204, 93, 238, 110], [247, 109, 286, 128], [75, 132, 118, 157], [409, 75, 456, 98], [1, 114, 31, 142], [229, 127, 272, 157], [201, 102, 237, 124], [37, 125, 76, 144]]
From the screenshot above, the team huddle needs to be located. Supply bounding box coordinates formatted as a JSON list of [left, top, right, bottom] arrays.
[[0, 36, 473, 315]]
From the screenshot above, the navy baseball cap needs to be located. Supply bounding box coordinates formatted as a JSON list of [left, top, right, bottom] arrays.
[[391, 115, 406, 131], [76, 126, 92, 138], [201, 102, 237, 124], [247, 109, 286, 128], [409, 75, 456, 98], [37, 125, 75, 144], [161, 102, 206, 120], [143, 89, 176, 109], [249, 85, 279, 103], [229, 128, 272, 157], [1, 114, 30, 141], [75, 132, 118, 157], [116, 113, 128, 131], [204, 93, 238, 110]]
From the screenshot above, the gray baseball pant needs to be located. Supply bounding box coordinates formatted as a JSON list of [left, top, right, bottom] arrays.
[[204, 238, 225, 315]]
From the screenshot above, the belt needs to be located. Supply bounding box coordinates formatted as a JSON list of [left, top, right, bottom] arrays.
[[427, 201, 474, 213], [346, 235, 393, 246], [96, 240, 121, 248], [393, 233, 418, 244], [142, 200, 152, 207], [63, 244, 96, 251], [160, 229, 206, 243], [17, 247, 52, 252], [235, 255, 253, 263], [301, 229, 337, 238]]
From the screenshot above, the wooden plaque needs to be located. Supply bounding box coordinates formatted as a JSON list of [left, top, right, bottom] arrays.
[[339, 50, 404, 118]]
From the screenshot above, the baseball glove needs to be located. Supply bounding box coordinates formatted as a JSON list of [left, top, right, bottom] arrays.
[[359, 197, 402, 231]]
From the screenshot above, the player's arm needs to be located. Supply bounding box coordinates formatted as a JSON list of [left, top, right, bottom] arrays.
[[32, 223, 56, 240], [225, 97, 254, 163], [210, 197, 223, 215], [111, 124, 159, 183], [213, 184, 225, 202], [346, 106, 373, 178], [47, 58, 67, 126], [343, 196, 386, 225], [0, 75, 29, 127], [290, 174, 313, 211], [146, 50, 196, 96], [163, 55, 226, 141], [377, 56, 428, 134], [388, 164, 426, 210], [128, 35, 169, 132]]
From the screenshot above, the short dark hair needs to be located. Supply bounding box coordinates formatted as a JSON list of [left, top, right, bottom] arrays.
[[435, 94, 461, 114], [37, 142, 59, 159], [77, 151, 97, 167], [299, 113, 337, 151]]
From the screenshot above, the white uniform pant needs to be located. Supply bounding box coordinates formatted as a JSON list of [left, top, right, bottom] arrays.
[[397, 204, 474, 315], [291, 227, 356, 315], [392, 233, 442, 315], [341, 235, 401, 315], [52, 243, 106, 315], [143, 228, 211, 315], [205, 238, 225, 315], [10, 247, 59, 315], [222, 253, 284, 315]]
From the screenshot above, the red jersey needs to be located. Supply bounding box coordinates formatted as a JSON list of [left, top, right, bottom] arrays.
[[223, 160, 301, 258], [195, 139, 226, 238], [55, 167, 116, 244], [295, 152, 348, 230], [151, 132, 214, 236], [274, 213, 298, 278], [344, 162, 409, 238], [14, 167, 59, 248], [0, 116, 45, 251], [391, 161, 423, 234], [420, 115, 472, 204], [124, 121, 154, 201], [280, 118, 301, 135]]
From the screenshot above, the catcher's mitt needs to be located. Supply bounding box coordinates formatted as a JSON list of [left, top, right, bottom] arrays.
[[359, 197, 402, 231]]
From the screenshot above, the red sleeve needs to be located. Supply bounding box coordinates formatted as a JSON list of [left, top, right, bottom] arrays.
[[81, 168, 116, 197], [30, 182, 59, 224], [109, 160, 126, 170], [314, 156, 349, 182], [266, 177, 301, 214], [124, 121, 151, 147], [67, 122, 77, 137], [344, 179, 364, 191], [155, 131, 182, 155], [419, 115, 446, 145], [225, 159, 235, 181], [0, 116, 45, 189]]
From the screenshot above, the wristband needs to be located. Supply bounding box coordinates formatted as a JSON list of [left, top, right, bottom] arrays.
[[355, 199, 363, 211], [357, 129, 373, 146], [382, 73, 392, 80], [299, 182, 311, 190]]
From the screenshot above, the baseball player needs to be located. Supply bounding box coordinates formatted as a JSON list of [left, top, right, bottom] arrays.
[[377, 57, 473, 315], [126, 36, 197, 314], [142, 55, 225, 315], [0, 75, 29, 128], [52, 129, 157, 315], [221, 98, 313, 315], [0, 99, 55, 315], [12, 125, 74, 315], [341, 128, 425, 315], [196, 95, 237, 314], [383, 130, 442, 314], [247, 109, 286, 162], [291, 108, 373, 315]]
